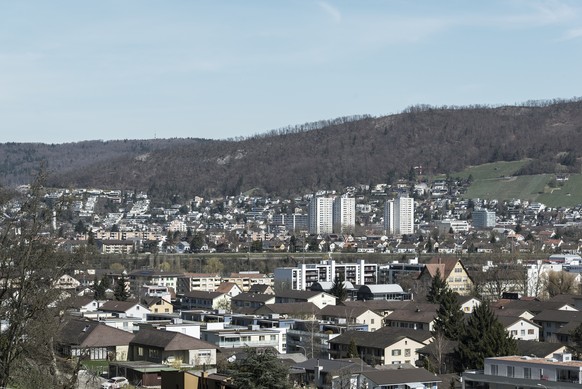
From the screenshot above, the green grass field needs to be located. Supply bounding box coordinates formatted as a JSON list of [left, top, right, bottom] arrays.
[[455, 161, 582, 207]]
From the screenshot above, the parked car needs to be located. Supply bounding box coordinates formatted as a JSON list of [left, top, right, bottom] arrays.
[[100, 376, 129, 388]]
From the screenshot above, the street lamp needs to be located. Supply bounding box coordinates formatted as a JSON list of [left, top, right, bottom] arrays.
[[296, 345, 307, 358]]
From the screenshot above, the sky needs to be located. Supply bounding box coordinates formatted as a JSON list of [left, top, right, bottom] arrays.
[[1, 1, 582, 144]]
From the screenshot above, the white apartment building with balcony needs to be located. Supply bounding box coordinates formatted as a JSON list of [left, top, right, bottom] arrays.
[[274, 259, 378, 291], [462, 353, 582, 389]]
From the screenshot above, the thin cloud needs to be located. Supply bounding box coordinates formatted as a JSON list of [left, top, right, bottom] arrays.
[[561, 27, 582, 40], [318, 1, 342, 23]]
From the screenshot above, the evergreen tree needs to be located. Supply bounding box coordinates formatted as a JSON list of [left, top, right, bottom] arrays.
[[329, 275, 348, 303], [230, 348, 291, 389], [456, 302, 517, 370], [114, 274, 130, 301], [426, 268, 447, 303], [433, 288, 465, 341], [569, 322, 582, 359], [93, 276, 106, 300], [347, 338, 358, 358]]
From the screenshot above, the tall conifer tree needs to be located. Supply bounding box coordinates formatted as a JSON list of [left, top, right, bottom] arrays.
[[456, 302, 517, 370]]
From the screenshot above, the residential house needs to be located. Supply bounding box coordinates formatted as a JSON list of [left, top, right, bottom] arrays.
[[532, 310, 582, 342], [129, 327, 218, 366], [496, 316, 540, 341], [57, 318, 134, 361], [329, 328, 432, 366], [275, 290, 336, 309], [248, 284, 275, 294], [201, 323, 286, 353], [215, 282, 242, 298], [99, 300, 150, 320], [181, 290, 230, 310], [384, 303, 439, 331], [127, 269, 183, 296], [290, 358, 372, 389], [357, 367, 441, 389], [418, 257, 474, 295], [254, 302, 320, 319], [318, 305, 384, 331], [141, 296, 174, 314], [231, 292, 276, 314]]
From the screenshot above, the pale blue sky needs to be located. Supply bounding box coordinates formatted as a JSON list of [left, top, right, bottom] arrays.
[[1, 1, 582, 144]]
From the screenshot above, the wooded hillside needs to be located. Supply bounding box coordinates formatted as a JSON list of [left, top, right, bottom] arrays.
[[2, 99, 581, 199]]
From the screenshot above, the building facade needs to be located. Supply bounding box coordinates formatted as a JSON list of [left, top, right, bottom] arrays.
[[384, 196, 414, 235], [333, 196, 355, 234], [308, 197, 334, 234], [274, 259, 378, 291], [472, 208, 496, 229]]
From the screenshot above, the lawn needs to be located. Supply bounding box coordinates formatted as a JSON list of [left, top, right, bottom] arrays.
[[462, 173, 582, 207], [455, 160, 530, 181]]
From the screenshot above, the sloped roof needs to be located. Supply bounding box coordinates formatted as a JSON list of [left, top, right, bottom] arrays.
[[515, 339, 568, 358], [232, 292, 276, 303], [130, 327, 217, 351], [318, 305, 376, 319], [255, 302, 319, 316], [532, 309, 582, 323], [276, 290, 332, 300], [182, 290, 225, 299], [330, 328, 432, 348], [496, 316, 540, 328], [100, 300, 145, 313], [58, 318, 134, 347], [215, 282, 240, 294], [362, 368, 441, 385]]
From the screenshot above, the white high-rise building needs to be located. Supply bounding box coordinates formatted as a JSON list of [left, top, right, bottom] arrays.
[[308, 197, 334, 234], [384, 195, 414, 235], [333, 196, 355, 234]]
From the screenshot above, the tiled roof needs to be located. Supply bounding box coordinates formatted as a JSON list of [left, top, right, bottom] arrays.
[[131, 327, 217, 351], [58, 318, 134, 347]]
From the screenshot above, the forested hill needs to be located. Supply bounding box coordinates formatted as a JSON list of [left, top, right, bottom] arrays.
[[3, 99, 582, 199]]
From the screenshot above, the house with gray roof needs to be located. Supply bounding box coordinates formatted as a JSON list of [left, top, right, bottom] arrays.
[[57, 317, 134, 361], [329, 328, 432, 366], [129, 327, 218, 366]]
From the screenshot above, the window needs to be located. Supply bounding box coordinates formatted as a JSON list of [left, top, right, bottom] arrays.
[[521, 330, 525, 336], [137, 347, 143, 357], [455, 268, 462, 273], [404, 349, 411, 357], [371, 319, 375, 324], [259, 336, 265, 341], [524, 367, 531, 379], [391, 349, 401, 356], [270, 335, 277, 341], [528, 329, 534, 335], [491, 364, 498, 375], [507, 366, 514, 378]]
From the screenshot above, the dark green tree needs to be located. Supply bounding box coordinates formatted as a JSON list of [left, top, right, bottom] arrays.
[[426, 268, 447, 304], [347, 338, 358, 358], [456, 302, 517, 370], [114, 274, 130, 301], [433, 288, 465, 341], [230, 348, 291, 389], [190, 232, 206, 251], [569, 322, 582, 358], [93, 276, 106, 300], [74, 219, 86, 235], [329, 275, 348, 303]]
